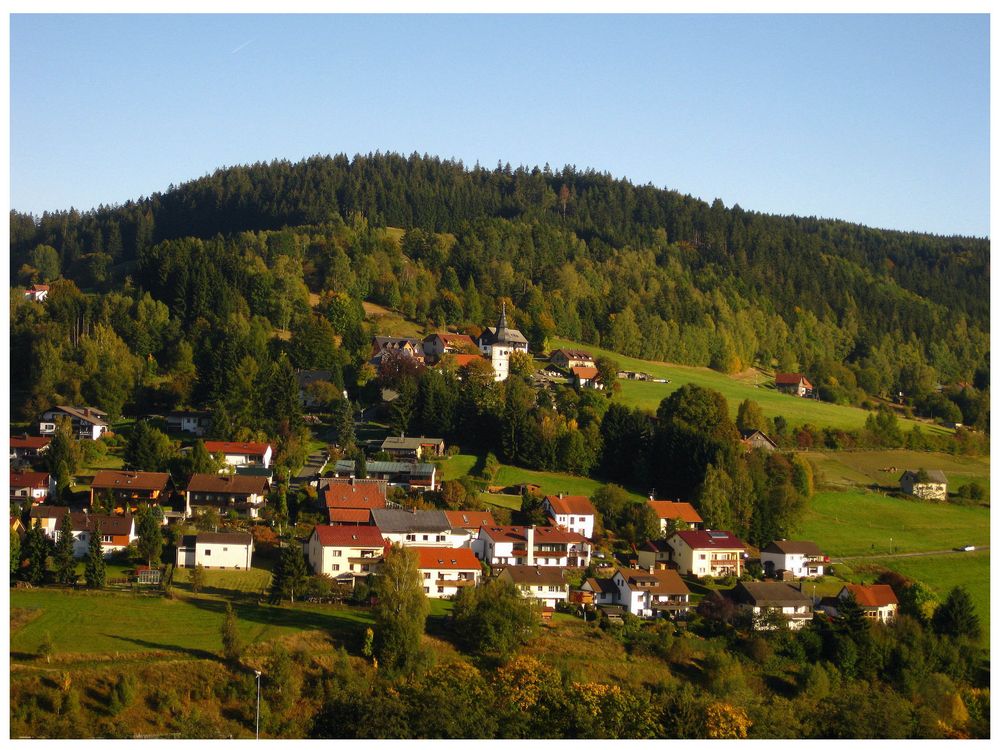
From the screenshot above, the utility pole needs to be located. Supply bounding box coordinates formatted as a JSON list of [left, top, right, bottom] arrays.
[[254, 670, 262, 740]]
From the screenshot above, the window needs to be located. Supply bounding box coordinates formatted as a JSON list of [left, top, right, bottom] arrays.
[[423, 572, 431, 579], [223, 547, 228, 552], [422, 535, 429, 541], [331, 550, 342, 557], [102, 535, 113, 543], [424, 587, 430, 594], [437, 586, 444, 593], [699, 554, 706, 560], [436, 535, 445, 542], [331, 564, 340, 572], [204, 549, 212, 556], [406, 534, 416, 542]]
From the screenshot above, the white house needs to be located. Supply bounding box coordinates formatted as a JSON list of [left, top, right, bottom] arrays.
[[834, 584, 899, 624], [176, 532, 254, 569], [648, 500, 704, 533], [203, 441, 273, 470], [499, 565, 568, 608], [29, 507, 137, 557], [10, 435, 51, 462], [732, 581, 814, 630], [580, 576, 618, 606], [666, 529, 745, 577], [307, 525, 385, 585], [612, 568, 692, 619], [414, 546, 481, 598], [185, 473, 270, 519], [370, 508, 467, 548], [10, 471, 55, 504], [549, 349, 595, 370], [542, 494, 596, 539], [39, 405, 108, 440], [760, 540, 828, 578], [476, 303, 529, 382], [24, 283, 49, 302], [165, 411, 211, 437], [473, 525, 592, 568], [899, 470, 947, 501]]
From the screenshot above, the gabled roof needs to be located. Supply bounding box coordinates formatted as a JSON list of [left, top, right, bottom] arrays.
[[90, 470, 171, 493], [648, 500, 703, 524], [480, 525, 588, 545], [10, 436, 51, 450], [30, 505, 70, 519], [899, 469, 947, 484], [671, 529, 745, 551], [370, 508, 451, 534], [551, 349, 594, 360], [443, 510, 496, 529], [324, 483, 386, 510], [413, 546, 480, 570], [842, 584, 899, 608], [43, 405, 108, 426], [571, 366, 599, 380], [761, 540, 823, 557], [312, 524, 385, 548], [328, 508, 374, 524], [502, 565, 567, 586], [10, 471, 50, 489], [734, 581, 812, 606], [450, 353, 483, 367], [33, 509, 135, 537], [186, 473, 269, 494], [335, 460, 435, 477], [478, 326, 529, 346], [583, 577, 618, 596], [425, 332, 477, 348], [381, 436, 445, 451], [373, 335, 422, 350], [775, 372, 813, 388], [618, 568, 690, 596], [192, 531, 253, 546], [203, 441, 271, 456], [739, 429, 777, 447], [544, 494, 596, 517]]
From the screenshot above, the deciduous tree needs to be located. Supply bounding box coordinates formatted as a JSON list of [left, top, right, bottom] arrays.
[[373, 544, 429, 673]]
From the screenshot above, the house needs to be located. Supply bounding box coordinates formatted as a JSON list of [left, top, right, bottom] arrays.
[[307, 524, 385, 584], [448, 353, 487, 371], [634, 538, 673, 570], [443, 510, 496, 536], [165, 410, 212, 437], [899, 470, 948, 501], [323, 481, 388, 515], [473, 525, 592, 568], [834, 584, 899, 623], [203, 441, 273, 470], [580, 576, 618, 606], [570, 366, 603, 390], [379, 435, 446, 461], [542, 494, 596, 539], [234, 465, 274, 482], [775, 373, 814, 397], [332, 460, 437, 491], [760, 540, 828, 579], [617, 370, 651, 381], [731, 581, 814, 630], [39, 405, 108, 440], [549, 349, 595, 370], [423, 332, 479, 364], [11, 516, 26, 541], [499, 565, 568, 608], [10, 435, 51, 462], [24, 283, 49, 302], [327, 508, 374, 525], [740, 429, 777, 453], [185, 474, 270, 519], [648, 500, 704, 533], [176, 532, 254, 569], [10, 471, 55, 504], [476, 303, 529, 382], [612, 568, 692, 619], [370, 336, 426, 368], [29, 506, 137, 557], [370, 508, 466, 548], [666, 529, 745, 577], [89, 470, 172, 512], [414, 546, 481, 598]]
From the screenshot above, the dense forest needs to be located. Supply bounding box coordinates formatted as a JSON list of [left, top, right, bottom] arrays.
[[10, 152, 989, 430]]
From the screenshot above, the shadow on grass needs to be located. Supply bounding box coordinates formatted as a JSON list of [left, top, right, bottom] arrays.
[[107, 635, 221, 662], [763, 673, 798, 699]]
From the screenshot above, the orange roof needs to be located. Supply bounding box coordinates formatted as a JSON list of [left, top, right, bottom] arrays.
[[451, 353, 482, 367], [481, 525, 587, 545], [10, 436, 51, 450], [571, 366, 599, 380], [844, 584, 898, 608], [327, 508, 373, 524], [324, 483, 387, 510], [648, 500, 703, 524], [413, 546, 481, 570], [544, 495, 596, 516], [443, 510, 495, 529], [203, 441, 271, 456], [312, 524, 384, 548], [91, 470, 171, 492]]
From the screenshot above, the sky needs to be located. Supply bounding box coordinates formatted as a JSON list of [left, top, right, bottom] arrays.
[[9, 13, 991, 237]]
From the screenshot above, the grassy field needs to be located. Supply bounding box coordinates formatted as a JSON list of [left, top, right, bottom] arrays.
[[478, 492, 521, 510], [172, 567, 273, 598], [438, 453, 479, 481], [362, 301, 425, 338], [797, 489, 989, 558], [804, 449, 990, 494], [492, 463, 645, 501], [549, 336, 950, 435]]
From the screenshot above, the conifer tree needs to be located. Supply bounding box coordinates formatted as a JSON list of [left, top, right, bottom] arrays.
[[221, 602, 244, 661], [24, 520, 49, 585], [84, 521, 106, 588], [53, 511, 77, 585], [269, 544, 308, 604]]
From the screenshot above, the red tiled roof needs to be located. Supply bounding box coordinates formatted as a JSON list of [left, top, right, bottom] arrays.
[[312, 524, 384, 548], [413, 546, 480, 570], [203, 441, 271, 456], [571, 366, 599, 380], [324, 483, 387, 510], [327, 508, 373, 524], [10, 436, 51, 450], [443, 510, 496, 529], [648, 500, 703, 524], [90, 470, 171, 492], [544, 495, 596, 517], [451, 353, 482, 367], [10, 471, 50, 489], [672, 529, 745, 551], [481, 525, 587, 544], [843, 584, 898, 608], [775, 372, 813, 388]]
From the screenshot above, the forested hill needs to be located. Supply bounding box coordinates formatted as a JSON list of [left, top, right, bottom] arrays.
[[9, 152, 990, 419]]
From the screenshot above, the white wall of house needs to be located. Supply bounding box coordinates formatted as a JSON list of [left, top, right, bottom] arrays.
[[542, 501, 594, 539], [180, 542, 253, 569], [419, 567, 480, 598], [383, 530, 467, 548], [511, 582, 568, 608], [749, 604, 813, 630], [760, 552, 825, 578], [307, 537, 381, 578]]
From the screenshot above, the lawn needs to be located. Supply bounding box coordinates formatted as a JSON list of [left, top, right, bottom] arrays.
[[438, 453, 479, 482], [172, 567, 273, 598], [478, 492, 521, 511], [492, 463, 645, 501], [9, 588, 374, 659], [802, 449, 989, 494], [549, 336, 951, 435], [797, 489, 990, 558]]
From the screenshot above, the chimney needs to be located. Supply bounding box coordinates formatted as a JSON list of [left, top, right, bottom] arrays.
[[526, 526, 535, 566]]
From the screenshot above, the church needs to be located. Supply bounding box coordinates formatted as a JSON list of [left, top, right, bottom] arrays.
[[476, 303, 529, 381]]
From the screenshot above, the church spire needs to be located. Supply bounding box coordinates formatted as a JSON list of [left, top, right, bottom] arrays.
[[497, 301, 508, 335]]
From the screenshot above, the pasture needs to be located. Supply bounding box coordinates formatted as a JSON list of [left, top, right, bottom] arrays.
[[803, 449, 990, 494], [797, 489, 990, 558], [492, 463, 645, 501], [549, 336, 950, 435]]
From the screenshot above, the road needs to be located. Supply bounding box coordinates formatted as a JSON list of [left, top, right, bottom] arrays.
[[832, 545, 989, 562], [291, 449, 329, 488]]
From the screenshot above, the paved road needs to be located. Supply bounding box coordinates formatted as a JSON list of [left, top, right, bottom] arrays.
[[832, 545, 989, 562], [292, 449, 329, 487]]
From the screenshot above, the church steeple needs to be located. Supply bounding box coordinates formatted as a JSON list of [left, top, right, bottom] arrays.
[[497, 301, 508, 336]]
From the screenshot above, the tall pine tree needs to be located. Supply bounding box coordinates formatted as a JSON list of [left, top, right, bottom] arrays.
[[53, 511, 77, 585], [84, 521, 106, 588]]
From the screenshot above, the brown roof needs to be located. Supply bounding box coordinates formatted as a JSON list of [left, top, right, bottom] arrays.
[[544, 494, 596, 517], [775, 372, 813, 388], [10, 471, 50, 489], [203, 441, 271, 456], [584, 576, 618, 596], [414, 546, 480, 570], [571, 366, 599, 380], [328, 508, 373, 524], [648, 500, 703, 524], [620, 568, 690, 596], [324, 483, 387, 510], [186, 473, 270, 494], [552, 349, 593, 360], [10, 436, 50, 450], [30, 505, 70, 519], [312, 524, 384, 548], [190, 531, 253, 546], [672, 529, 745, 551], [90, 470, 171, 492], [843, 584, 899, 608], [502, 565, 567, 586], [762, 540, 824, 556], [443, 510, 496, 529], [735, 581, 812, 606]]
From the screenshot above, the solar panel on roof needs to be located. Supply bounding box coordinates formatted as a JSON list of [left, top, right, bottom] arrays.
[[708, 531, 728, 538]]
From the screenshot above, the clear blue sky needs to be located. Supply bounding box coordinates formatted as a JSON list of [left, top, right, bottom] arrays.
[[10, 13, 990, 237]]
